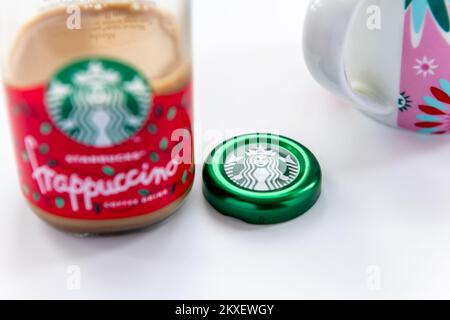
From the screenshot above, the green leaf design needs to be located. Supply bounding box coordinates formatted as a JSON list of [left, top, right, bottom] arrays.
[[405, 0, 450, 32], [405, 0, 413, 9], [429, 0, 450, 32]]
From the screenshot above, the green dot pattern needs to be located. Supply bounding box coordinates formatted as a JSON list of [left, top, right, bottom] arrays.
[[39, 144, 50, 155], [55, 197, 65, 209], [22, 152, 29, 162], [160, 137, 169, 151], [102, 166, 115, 176], [22, 184, 30, 195], [150, 152, 159, 163], [182, 170, 188, 184], [40, 123, 52, 135], [167, 107, 177, 121], [33, 192, 41, 202], [148, 124, 158, 134]]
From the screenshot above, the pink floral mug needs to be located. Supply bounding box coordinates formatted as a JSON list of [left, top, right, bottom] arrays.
[[304, 0, 450, 134]]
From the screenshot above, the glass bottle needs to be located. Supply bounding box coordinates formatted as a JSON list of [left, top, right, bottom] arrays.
[[1, 0, 194, 234]]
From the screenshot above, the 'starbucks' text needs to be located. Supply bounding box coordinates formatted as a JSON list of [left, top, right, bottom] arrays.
[[25, 135, 179, 211]]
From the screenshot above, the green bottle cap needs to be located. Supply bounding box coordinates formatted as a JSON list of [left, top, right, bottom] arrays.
[[202, 133, 322, 224]]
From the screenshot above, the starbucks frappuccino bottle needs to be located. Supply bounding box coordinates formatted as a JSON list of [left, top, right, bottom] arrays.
[[1, 0, 194, 234]]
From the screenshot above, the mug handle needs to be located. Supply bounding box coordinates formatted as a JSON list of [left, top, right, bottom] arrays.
[[303, 0, 395, 116]]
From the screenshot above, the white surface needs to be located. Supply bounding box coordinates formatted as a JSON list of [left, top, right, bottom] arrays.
[[1, 0, 450, 300]]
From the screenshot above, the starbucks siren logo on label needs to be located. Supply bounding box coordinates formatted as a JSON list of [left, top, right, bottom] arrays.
[[46, 59, 152, 147], [6, 55, 193, 221], [224, 144, 300, 191]]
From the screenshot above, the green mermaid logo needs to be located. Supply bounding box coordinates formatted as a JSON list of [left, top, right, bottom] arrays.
[[224, 144, 300, 191], [46, 59, 152, 147]]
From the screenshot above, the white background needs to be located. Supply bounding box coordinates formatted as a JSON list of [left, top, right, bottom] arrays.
[[1, 0, 450, 300]]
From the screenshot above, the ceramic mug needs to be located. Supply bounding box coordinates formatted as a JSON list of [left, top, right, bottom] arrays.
[[304, 0, 450, 134]]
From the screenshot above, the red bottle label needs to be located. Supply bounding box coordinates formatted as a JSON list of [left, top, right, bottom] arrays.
[[5, 58, 194, 220]]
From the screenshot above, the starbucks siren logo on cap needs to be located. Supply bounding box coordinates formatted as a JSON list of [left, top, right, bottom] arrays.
[[224, 144, 300, 191], [46, 58, 152, 147], [203, 134, 322, 225]]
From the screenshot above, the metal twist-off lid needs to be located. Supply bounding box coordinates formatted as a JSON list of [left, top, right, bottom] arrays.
[[202, 133, 322, 224]]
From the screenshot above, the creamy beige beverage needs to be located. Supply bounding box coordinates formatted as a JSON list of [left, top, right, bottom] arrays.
[[4, 2, 194, 234], [6, 2, 190, 92]]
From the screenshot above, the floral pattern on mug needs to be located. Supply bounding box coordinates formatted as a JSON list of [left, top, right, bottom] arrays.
[[398, 0, 450, 133], [415, 79, 450, 134], [398, 91, 413, 112], [405, 0, 450, 47], [413, 56, 439, 77]]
